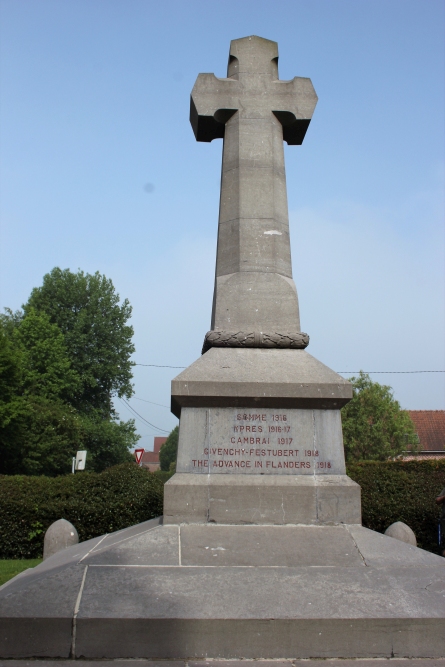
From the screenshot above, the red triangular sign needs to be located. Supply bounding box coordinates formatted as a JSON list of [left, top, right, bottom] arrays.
[[134, 448, 145, 465]]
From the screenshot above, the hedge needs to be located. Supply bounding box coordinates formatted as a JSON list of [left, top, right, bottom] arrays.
[[1, 460, 444, 559], [0, 463, 163, 559], [347, 460, 445, 554]]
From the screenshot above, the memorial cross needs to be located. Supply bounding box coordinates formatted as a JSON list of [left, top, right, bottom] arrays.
[[191, 36, 317, 353]]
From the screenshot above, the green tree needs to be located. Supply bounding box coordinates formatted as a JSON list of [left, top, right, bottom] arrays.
[[16, 308, 81, 401], [0, 319, 22, 404], [341, 372, 418, 462], [159, 426, 179, 471], [25, 268, 135, 416], [0, 310, 84, 475], [0, 269, 138, 476]]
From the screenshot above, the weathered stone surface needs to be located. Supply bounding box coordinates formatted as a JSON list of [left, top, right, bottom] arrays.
[[2, 521, 444, 659], [171, 348, 352, 417], [175, 407, 346, 475], [43, 518, 78, 560], [179, 524, 363, 567], [163, 473, 361, 525], [384, 521, 417, 546], [191, 35, 317, 340]]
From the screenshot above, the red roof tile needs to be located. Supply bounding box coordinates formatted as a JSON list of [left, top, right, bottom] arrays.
[[140, 451, 160, 463], [408, 410, 445, 451]]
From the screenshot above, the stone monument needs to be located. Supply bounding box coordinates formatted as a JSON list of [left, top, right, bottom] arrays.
[[164, 35, 359, 526], [1, 36, 444, 662]]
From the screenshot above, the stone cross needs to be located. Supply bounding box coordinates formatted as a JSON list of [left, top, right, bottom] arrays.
[[191, 36, 317, 353]]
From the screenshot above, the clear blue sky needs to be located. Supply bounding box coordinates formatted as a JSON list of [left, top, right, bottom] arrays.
[[1, 0, 444, 446]]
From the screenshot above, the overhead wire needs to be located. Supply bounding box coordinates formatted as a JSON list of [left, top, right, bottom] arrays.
[[135, 363, 186, 368], [118, 397, 170, 433], [336, 370, 444, 374], [133, 396, 170, 409], [135, 365, 444, 374], [127, 368, 444, 434]]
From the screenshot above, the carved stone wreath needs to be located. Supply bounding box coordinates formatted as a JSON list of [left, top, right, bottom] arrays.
[[202, 330, 309, 354]]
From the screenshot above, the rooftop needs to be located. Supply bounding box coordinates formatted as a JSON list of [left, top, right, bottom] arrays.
[[408, 410, 445, 452]]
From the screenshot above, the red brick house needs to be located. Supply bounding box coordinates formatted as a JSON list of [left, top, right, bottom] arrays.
[[135, 437, 167, 471], [403, 410, 445, 460]]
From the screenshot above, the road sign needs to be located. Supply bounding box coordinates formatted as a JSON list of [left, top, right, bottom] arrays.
[[75, 450, 87, 471], [135, 448, 145, 465]]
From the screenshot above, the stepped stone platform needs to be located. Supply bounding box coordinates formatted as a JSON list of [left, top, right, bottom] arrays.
[[1, 517, 444, 660]]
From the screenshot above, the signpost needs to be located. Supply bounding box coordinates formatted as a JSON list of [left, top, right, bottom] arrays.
[[134, 448, 145, 466], [72, 450, 87, 473]]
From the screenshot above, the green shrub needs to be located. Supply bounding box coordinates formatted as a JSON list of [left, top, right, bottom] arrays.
[[153, 469, 175, 484], [0, 463, 163, 558], [347, 459, 445, 554]]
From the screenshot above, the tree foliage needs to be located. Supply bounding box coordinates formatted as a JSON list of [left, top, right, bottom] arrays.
[[25, 268, 134, 416], [0, 269, 138, 476], [341, 372, 418, 462], [159, 426, 179, 471]]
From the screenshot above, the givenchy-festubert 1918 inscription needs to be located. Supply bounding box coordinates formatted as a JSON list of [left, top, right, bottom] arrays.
[[176, 408, 346, 475]]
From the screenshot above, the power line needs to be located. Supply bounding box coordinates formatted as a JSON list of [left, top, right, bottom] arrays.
[[135, 363, 444, 374], [133, 396, 170, 409], [336, 371, 445, 374], [135, 363, 186, 368], [118, 398, 170, 433]]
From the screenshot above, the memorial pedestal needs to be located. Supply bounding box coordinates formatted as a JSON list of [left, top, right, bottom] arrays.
[[165, 347, 361, 526]]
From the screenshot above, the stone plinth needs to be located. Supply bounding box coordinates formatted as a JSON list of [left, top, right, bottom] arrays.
[[2, 518, 444, 660], [165, 347, 359, 525], [164, 473, 361, 525]]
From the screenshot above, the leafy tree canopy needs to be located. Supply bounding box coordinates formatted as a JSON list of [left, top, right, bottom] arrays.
[[25, 268, 135, 415], [341, 372, 418, 462], [0, 269, 138, 476], [159, 426, 179, 471]]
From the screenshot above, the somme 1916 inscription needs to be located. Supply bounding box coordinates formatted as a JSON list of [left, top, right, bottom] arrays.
[[164, 36, 359, 525]]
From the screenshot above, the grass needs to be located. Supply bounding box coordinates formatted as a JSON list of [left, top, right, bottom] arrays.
[[0, 559, 42, 587]]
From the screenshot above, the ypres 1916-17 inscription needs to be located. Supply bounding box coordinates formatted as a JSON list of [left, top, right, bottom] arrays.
[[189, 410, 335, 474]]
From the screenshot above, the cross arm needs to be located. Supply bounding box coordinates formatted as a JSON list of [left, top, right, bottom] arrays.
[[190, 74, 239, 142], [272, 77, 318, 145]]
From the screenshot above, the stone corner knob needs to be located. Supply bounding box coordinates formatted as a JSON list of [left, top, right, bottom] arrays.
[[43, 518, 79, 560], [384, 521, 417, 547]]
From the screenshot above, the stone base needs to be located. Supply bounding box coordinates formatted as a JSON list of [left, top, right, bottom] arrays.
[[1, 518, 444, 659], [164, 473, 361, 525]]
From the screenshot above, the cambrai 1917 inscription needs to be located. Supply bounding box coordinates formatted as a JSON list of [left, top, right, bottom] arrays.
[[176, 408, 346, 475]]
